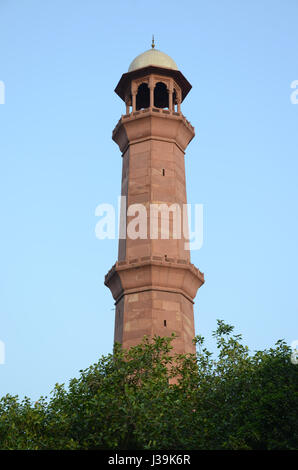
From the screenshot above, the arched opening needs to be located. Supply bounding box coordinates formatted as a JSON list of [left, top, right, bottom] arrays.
[[136, 83, 150, 110], [173, 89, 177, 111], [125, 94, 132, 114], [154, 82, 169, 109]]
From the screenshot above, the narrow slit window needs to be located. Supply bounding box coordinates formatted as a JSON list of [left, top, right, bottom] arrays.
[[164, 320, 167, 327], [162, 169, 165, 176]]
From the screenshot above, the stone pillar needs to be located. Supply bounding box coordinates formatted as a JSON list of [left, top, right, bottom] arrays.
[[168, 84, 173, 112], [149, 76, 154, 108], [177, 90, 181, 113], [106, 105, 204, 354], [132, 93, 136, 112]]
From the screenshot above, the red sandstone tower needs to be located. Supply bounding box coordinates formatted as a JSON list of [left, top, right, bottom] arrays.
[[105, 42, 204, 354]]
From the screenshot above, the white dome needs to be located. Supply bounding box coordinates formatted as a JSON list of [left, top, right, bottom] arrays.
[[128, 48, 178, 72]]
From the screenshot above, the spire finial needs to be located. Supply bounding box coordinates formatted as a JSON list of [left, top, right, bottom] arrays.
[[151, 34, 155, 49]]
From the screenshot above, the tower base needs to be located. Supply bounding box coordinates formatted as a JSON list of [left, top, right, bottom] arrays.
[[105, 256, 204, 353]]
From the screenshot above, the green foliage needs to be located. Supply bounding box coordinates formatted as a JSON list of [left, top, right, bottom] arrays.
[[0, 321, 297, 450]]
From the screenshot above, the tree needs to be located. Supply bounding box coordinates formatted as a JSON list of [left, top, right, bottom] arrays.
[[0, 321, 297, 450]]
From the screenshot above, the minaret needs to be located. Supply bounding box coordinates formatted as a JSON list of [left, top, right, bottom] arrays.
[[105, 43, 204, 354]]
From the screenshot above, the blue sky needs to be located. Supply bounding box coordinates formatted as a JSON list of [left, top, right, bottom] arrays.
[[0, 0, 297, 400]]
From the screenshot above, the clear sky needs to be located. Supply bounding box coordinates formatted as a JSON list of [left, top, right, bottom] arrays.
[[0, 0, 297, 400]]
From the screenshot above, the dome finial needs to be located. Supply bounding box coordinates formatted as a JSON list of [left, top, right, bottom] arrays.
[[151, 34, 155, 49]]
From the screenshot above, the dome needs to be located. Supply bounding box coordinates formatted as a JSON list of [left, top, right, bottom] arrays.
[[128, 48, 178, 72]]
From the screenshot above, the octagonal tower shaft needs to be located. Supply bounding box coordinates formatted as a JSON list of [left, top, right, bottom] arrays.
[[105, 65, 204, 354]]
